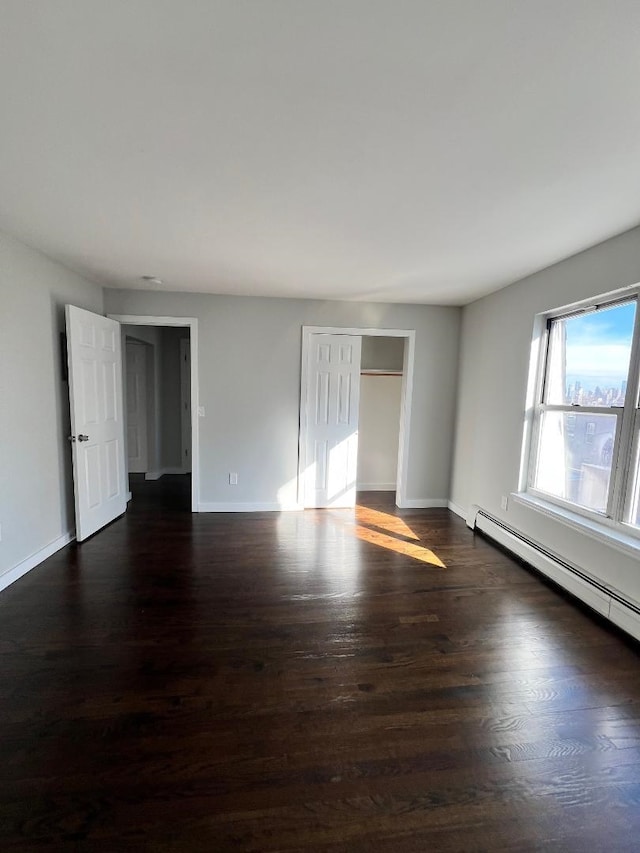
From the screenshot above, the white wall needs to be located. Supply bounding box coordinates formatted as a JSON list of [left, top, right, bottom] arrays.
[[123, 325, 161, 476], [357, 374, 402, 490], [450, 224, 640, 608], [160, 326, 190, 470], [104, 290, 461, 508], [361, 336, 404, 371], [0, 231, 103, 581]]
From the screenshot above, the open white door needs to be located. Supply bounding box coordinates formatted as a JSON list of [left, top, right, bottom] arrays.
[[302, 333, 362, 508], [66, 305, 127, 541]]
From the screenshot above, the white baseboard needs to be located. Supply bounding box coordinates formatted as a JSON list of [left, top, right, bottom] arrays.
[[475, 512, 610, 617], [397, 498, 449, 509], [466, 503, 481, 529], [198, 501, 303, 513], [0, 531, 75, 594], [609, 600, 640, 642], [357, 483, 396, 491], [447, 501, 466, 519], [474, 509, 640, 643]]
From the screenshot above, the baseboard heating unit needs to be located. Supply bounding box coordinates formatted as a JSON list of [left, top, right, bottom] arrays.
[[466, 506, 640, 643]]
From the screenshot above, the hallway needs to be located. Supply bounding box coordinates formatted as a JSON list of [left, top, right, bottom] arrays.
[[0, 487, 639, 851]]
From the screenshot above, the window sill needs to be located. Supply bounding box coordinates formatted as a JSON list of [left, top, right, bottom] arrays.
[[511, 492, 640, 562]]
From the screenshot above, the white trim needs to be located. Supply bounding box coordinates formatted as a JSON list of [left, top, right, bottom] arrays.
[[475, 512, 611, 617], [518, 312, 546, 493], [466, 503, 481, 529], [0, 532, 75, 594], [109, 314, 198, 327], [474, 508, 640, 644], [198, 501, 303, 513], [397, 498, 448, 509], [108, 314, 200, 513], [298, 326, 415, 510], [609, 600, 640, 642], [397, 332, 415, 509], [447, 501, 466, 519], [511, 491, 640, 561], [302, 326, 412, 338], [357, 482, 396, 491], [127, 491, 132, 502]]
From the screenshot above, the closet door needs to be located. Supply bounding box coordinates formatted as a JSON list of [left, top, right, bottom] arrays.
[[303, 334, 361, 508]]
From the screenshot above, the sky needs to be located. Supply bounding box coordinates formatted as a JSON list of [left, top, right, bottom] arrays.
[[564, 299, 636, 389]]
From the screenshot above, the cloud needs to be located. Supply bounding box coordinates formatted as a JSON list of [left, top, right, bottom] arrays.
[[566, 343, 631, 380], [566, 304, 636, 348]]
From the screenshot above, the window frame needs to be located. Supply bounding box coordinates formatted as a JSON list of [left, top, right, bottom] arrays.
[[623, 408, 640, 525], [526, 287, 640, 536]]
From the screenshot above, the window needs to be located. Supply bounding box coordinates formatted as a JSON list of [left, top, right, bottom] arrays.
[[528, 293, 640, 532]]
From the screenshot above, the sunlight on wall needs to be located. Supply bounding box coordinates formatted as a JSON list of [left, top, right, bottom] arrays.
[[276, 475, 301, 508]]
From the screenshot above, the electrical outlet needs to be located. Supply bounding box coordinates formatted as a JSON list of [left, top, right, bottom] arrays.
[[197, 406, 205, 417], [500, 495, 509, 511], [229, 472, 238, 485]]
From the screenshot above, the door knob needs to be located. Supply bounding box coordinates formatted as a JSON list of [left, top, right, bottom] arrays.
[[78, 434, 90, 442]]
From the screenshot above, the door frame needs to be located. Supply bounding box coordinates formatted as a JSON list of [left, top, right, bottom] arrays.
[[109, 315, 200, 513], [298, 326, 415, 508]]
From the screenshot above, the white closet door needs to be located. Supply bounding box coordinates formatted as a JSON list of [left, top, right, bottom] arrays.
[[304, 334, 361, 508]]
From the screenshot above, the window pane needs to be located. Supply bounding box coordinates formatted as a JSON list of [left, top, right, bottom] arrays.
[[545, 300, 636, 406], [533, 411, 618, 513]]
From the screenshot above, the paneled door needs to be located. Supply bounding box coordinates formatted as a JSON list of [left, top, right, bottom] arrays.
[[66, 305, 127, 541], [303, 333, 362, 508]]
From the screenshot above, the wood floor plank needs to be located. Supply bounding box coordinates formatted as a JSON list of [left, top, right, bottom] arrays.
[[0, 478, 638, 850]]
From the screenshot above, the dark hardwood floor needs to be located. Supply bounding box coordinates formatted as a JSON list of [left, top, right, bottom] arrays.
[[1, 476, 639, 851]]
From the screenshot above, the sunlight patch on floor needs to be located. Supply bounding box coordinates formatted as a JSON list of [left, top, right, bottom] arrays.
[[355, 505, 420, 540], [353, 523, 446, 568]]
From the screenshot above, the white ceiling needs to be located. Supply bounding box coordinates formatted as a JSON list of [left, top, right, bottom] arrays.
[[1, 1, 640, 305]]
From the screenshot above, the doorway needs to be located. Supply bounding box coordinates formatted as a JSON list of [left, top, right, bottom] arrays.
[[298, 326, 415, 509], [125, 337, 152, 475], [109, 315, 200, 512], [123, 326, 191, 474], [357, 335, 405, 496]]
